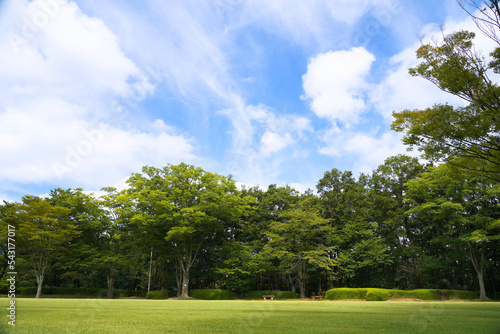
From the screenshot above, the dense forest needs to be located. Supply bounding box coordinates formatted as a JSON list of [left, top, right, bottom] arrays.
[[1, 1, 500, 301], [0, 155, 498, 300]]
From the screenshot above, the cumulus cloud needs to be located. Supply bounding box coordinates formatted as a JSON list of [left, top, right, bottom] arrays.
[[0, 0, 195, 193], [302, 47, 375, 126]]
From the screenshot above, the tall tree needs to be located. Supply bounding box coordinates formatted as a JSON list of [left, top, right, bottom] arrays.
[[265, 194, 333, 298], [15, 196, 79, 298], [405, 162, 500, 300], [368, 155, 425, 288], [317, 169, 390, 288], [126, 163, 252, 299]]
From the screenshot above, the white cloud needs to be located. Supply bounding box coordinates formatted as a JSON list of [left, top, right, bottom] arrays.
[[260, 132, 293, 157], [220, 103, 313, 185], [0, 0, 151, 106], [0, 0, 196, 192], [237, 0, 400, 49], [51, 123, 196, 187], [302, 47, 375, 126], [319, 129, 413, 174]]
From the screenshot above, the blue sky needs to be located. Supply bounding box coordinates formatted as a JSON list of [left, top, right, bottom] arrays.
[[0, 0, 491, 201]]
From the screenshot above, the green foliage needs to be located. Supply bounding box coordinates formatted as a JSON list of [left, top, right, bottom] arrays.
[[324, 288, 368, 300], [325, 288, 477, 301], [126, 163, 254, 298], [366, 288, 391, 301], [240, 290, 298, 299], [190, 289, 238, 300], [392, 29, 500, 181], [145, 290, 170, 299], [265, 194, 333, 298], [445, 290, 478, 300], [411, 289, 443, 300], [386, 289, 414, 299]]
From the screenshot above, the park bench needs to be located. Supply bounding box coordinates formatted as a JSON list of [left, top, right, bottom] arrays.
[[311, 296, 323, 300], [263, 295, 275, 300]]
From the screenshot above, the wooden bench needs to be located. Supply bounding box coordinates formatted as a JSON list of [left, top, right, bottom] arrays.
[[311, 296, 323, 300], [263, 295, 275, 300]]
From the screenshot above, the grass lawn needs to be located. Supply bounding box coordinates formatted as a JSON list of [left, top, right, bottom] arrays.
[[0, 298, 499, 333]]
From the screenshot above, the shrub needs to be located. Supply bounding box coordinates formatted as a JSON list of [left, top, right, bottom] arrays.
[[444, 290, 478, 300], [388, 289, 416, 299], [240, 290, 298, 300], [324, 288, 368, 300], [190, 289, 238, 300], [325, 288, 477, 301], [411, 289, 442, 300], [366, 288, 391, 301], [145, 290, 170, 299], [19, 287, 39, 295]]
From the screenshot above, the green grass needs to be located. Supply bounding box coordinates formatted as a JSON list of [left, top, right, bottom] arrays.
[[0, 298, 499, 333]]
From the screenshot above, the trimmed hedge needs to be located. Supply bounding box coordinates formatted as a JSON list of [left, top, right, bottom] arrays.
[[366, 288, 391, 301], [324, 288, 368, 300], [411, 289, 442, 300], [240, 290, 298, 300], [325, 288, 477, 301], [145, 290, 170, 299], [190, 289, 239, 300], [444, 290, 478, 300]]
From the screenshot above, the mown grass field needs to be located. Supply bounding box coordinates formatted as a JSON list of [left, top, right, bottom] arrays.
[[1, 298, 499, 333]]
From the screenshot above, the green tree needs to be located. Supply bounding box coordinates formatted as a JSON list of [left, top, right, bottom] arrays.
[[317, 169, 390, 288], [48, 188, 132, 299], [392, 29, 500, 180], [238, 184, 300, 291], [265, 194, 332, 298], [15, 196, 79, 298], [405, 162, 500, 300], [98, 188, 134, 299], [126, 163, 252, 299], [368, 155, 425, 288]]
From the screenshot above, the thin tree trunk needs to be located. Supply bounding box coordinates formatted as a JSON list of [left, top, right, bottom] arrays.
[[298, 258, 307, 298], [35, 271, 44, 298], [175, 265, 182, 297], [469, 242, 489, 300], [107, 272, 115, 299]]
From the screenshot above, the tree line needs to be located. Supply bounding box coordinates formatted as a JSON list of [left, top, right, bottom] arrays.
[[0, 156, 498, 300]]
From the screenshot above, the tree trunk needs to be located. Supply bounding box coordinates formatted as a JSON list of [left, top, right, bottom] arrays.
[[179, 256, 192, 299], [107, 272, 115, 299], [469, 243, 489, 300], [35, 271, 44, 298], [175, 266, 182, 297], [180, 269, 189, 299], [298, 258, 307, 298]]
